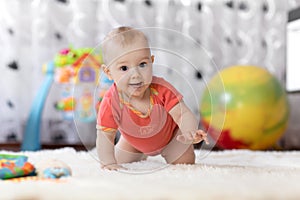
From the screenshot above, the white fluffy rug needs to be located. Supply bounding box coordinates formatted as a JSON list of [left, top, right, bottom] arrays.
[[1, 147, 300, 200]]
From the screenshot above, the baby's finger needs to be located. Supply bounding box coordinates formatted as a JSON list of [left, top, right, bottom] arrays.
[[196, 130, 207, 136], [201, 134, 209, 144], [203, 137, 209, 145], [194, 130, 209, 144], [193, 133, 202, 141]]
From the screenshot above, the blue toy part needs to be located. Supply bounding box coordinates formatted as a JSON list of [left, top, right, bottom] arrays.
[[42, 167, 71, 179], [100, 73, 114, 88], [21, 62, 55, 151]]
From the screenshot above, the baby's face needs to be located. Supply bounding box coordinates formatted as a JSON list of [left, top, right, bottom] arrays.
[[105, 40, 153, 99]]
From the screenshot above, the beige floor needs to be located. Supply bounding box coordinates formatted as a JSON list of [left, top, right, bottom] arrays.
[[1, 147, 300, 200]]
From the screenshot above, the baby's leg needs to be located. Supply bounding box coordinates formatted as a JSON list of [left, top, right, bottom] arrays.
[[115, 136, 147, 164], [161, 129, 196, 164]]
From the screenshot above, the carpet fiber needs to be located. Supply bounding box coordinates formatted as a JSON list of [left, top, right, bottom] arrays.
[[1, 147, 300, 200]]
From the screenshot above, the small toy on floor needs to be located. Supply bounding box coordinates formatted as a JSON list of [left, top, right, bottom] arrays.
[[0, 154, 36, 179], [36, 159, 72, 179]]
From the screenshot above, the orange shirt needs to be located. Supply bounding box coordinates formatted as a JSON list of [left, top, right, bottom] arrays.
[[97, 76, 183, 155]]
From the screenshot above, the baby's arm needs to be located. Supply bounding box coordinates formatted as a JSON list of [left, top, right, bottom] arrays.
[[169, 100, 209, 145], [96, 129, 124, 170]]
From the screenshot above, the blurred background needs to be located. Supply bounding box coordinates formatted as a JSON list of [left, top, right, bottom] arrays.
[[1, 0, 300, 150]]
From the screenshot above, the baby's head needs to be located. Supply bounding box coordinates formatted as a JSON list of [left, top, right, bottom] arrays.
[[102, 26, 151, 66], [101, 27, 154, 98]]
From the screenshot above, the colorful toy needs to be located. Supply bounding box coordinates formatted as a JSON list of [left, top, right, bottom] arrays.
[[54, 47, 101, 121], [55, 97, 76, 112], [54, 47, 100, 84], [200, 65, 289, 150], [22, 47, 102, 150], [36, 159, 71, 179], [0, 154, 35, 179], [55, 96, 76, 120], [54, 47, 93, 68], [77, 89, 93, 121]]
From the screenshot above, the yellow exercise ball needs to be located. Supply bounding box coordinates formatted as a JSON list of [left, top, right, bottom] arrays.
[[200, 65, 289, 150]]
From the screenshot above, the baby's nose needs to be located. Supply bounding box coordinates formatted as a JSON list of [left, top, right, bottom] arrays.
[[130, 66, 141, 76]]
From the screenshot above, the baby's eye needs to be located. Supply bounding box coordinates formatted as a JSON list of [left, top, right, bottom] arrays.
[[119, 66, 128, 71], [139, 62, 148, 68]]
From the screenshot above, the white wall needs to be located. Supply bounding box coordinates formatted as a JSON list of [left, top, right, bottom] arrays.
[[0, 0, 299, 149]]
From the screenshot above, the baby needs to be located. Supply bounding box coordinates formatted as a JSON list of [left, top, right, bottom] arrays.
[[96, 26, 208, 170]]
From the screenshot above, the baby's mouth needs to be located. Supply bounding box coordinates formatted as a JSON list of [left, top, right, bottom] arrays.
[[129, 82, 143, 88]]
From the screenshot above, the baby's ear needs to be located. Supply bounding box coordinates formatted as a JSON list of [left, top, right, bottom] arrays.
[[151, 55, 155, 63], [102, 64, 112, 80]]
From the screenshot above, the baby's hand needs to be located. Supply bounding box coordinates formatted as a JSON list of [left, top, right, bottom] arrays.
[[101, 163, 126, 171], [177, 130, 209, 145]]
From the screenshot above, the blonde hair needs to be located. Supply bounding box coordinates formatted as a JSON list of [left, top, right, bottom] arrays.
[[102, 26, 149, 64]]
